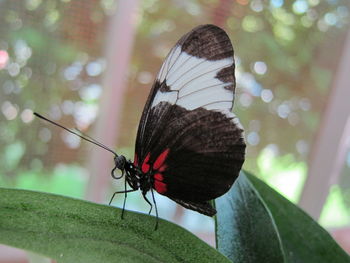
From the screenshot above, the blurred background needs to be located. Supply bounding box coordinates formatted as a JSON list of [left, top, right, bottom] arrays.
[[0, 0, 350, 262]]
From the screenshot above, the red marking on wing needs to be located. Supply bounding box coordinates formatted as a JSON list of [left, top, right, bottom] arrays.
[[153, 149, 170, 170], [133, 153, 138, 166], [141, 153, 150, 173], [154, 180, 167, 194], [158, 164, 167, 172], [154, 173, 164, 181]]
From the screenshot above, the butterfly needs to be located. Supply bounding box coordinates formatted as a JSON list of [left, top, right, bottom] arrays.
[[35, 24, 245, 228]]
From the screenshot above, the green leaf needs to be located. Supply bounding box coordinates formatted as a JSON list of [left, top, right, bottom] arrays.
[[246, 172, 350, 263], [0, 187, 229, 263], [216, 171, 350, 263], [215, 173, 286, 263]]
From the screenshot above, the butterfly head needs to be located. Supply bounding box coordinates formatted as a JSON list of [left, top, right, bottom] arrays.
[[110, 155, 140, 190], [114, 155, 126, 170], [111, 155, 127, 180]]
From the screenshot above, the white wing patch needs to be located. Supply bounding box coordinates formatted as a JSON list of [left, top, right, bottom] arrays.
[[177, 86, 233, 110], [152, 46, 234, 112], [151, 90, 178, 107]]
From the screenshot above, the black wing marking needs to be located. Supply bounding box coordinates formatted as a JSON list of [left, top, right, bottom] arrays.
[[138, 103, 245, 203], [169, 197, 216, 217]]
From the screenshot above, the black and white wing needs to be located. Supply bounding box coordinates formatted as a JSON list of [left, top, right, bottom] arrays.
[[134, 24, 245, 216]]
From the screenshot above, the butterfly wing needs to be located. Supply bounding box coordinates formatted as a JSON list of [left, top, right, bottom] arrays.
[[134, 24, 245, 216]]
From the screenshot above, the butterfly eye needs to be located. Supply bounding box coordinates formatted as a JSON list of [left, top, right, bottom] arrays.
[[114, 155, 126, 170]]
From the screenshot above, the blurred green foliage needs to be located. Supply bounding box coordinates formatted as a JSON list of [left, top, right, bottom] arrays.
[[0, 0, 109, 193]]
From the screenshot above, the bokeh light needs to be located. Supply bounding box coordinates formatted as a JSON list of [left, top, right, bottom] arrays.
[[20, 109, 34, 123], [0, 50, 9, 69], [293, 0, 309, 14], [261, 89, 274, 103], [253, 61, 267, 75], [2, 101, 18, 120]]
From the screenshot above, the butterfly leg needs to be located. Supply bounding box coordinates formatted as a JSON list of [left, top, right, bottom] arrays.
[[141, 191, 158, 230], [108, 189, 136, 205], [109, 178, 137, 219], [142, 192, 153, 215], [150, 188, 159, 230]]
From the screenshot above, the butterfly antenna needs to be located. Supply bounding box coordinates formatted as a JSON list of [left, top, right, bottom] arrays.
[[73, 127, 113, 152], [33, 112, 118, 157]]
